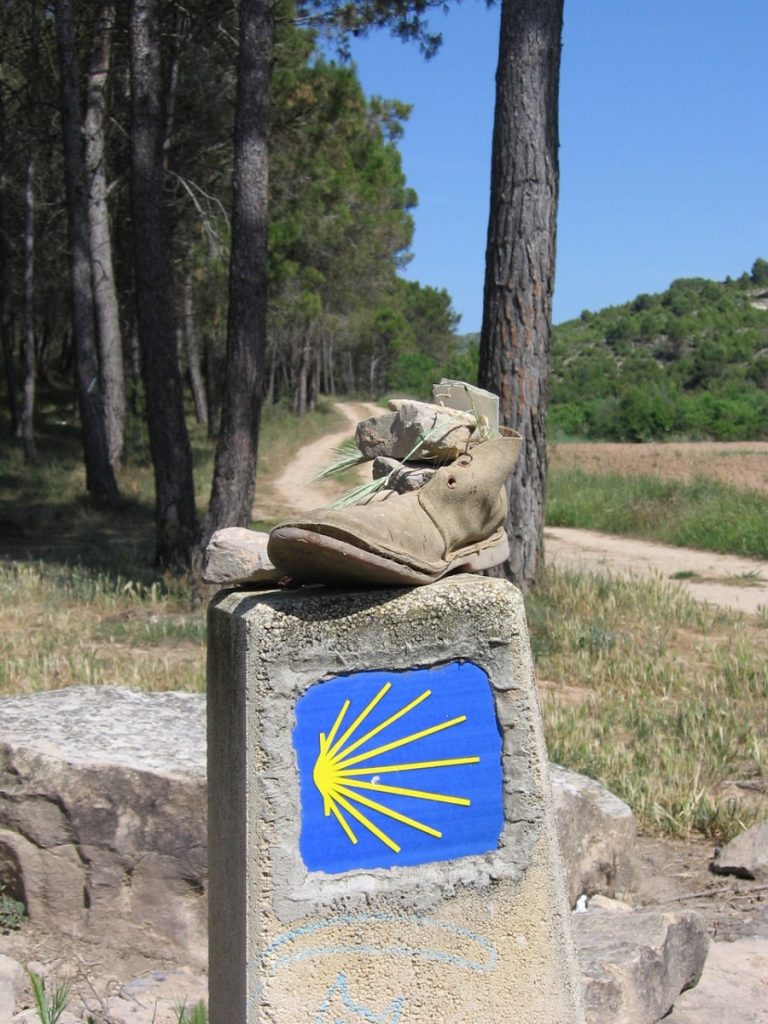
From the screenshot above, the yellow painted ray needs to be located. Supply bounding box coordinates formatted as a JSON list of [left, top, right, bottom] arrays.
[[337, 778, 470, 806], [342, 756, 480, 776], [337, 715, 469, 769], [324, 700, 351, 751], [329, 800, 358, 845], [328, 683, 391, 757], [318, 733, 332, 815], [331, 783, 442, 838], [332, 791, 401, 853], [335, 689, 432, 761]]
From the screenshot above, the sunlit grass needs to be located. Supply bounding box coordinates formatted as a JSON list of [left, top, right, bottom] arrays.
[[547, 469, 768, 559], [0, 561, 206, 695], [529, 566, 768, 841]]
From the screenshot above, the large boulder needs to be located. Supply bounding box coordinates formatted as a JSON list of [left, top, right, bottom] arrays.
[[663, 934, 768, 1024], [710, 822, 768, 882], [574, 903, 709, 1024], [550, 764, 638, 906], [0, 687, 207, 967]]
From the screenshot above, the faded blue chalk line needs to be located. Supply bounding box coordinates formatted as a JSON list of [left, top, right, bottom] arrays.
[[316, 973, 404, 1024], [246, 912, 498, 1010]]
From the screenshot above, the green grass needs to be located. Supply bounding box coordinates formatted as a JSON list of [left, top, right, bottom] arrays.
[[529, 567, 768, 841], [0, 561, 207, 695], [547, 469, 768, 559], [0, 389, 348, 697]]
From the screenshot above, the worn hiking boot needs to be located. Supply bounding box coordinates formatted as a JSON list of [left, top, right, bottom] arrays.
[[267, 430, 523, 586]]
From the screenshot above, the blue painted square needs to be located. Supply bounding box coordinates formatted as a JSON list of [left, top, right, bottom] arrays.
[[293, 661, 503, 873]]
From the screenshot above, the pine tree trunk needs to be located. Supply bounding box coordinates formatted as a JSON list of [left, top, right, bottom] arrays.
[[130, 0, 198, 566], [85, 0, 125, 467], [20, 0, 39, 460], [55, 0, 119, 507], [295, 336, 309, 417], [203, 334, 219, 439], [478, 0, 562, 591], [203, 0, 274, 545], [182, 273, 208, 425], [0, 90, 20, 436], [21, 100, 36, 460]]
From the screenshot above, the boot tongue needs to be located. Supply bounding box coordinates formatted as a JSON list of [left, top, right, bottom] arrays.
[[417, 435, 521, 554]]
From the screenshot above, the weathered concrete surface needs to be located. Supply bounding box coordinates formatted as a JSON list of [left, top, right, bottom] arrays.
[[711, 822, 768, 882], [0, 687, 207, 967], [664, 934, 768, 1024], [575, 904, 709, 1024], [208, 575, 585, 1024], [550, 764, 638, 906]]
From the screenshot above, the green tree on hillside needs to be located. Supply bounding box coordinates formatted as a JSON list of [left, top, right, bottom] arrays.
[[549, 265, 768, 442]]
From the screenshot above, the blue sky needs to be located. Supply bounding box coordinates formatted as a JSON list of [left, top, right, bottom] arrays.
[[345, 0, 768, 330]]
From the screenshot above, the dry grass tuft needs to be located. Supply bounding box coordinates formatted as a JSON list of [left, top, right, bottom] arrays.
[[529, 567, 768, 841]]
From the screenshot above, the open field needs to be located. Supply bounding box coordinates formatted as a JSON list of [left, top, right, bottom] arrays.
[[550, 440, 768, 493], [547, 441, 768, 560]]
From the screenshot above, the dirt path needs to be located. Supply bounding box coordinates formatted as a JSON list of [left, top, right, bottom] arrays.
[[545, 527, 768, 615], [262, 403, 768, 616], [273, 401, 380, 512], [252, 401, 381, 522]]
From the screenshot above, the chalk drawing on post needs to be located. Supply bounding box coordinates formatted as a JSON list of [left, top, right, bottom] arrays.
[[315, 973, 404, 1024], [293, 662, 503, 872]]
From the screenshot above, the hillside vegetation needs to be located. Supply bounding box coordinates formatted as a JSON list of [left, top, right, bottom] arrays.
[[550, 259, 768, 441]]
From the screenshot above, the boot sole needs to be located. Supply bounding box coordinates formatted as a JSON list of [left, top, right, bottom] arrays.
[[268, 527, 510, 587]]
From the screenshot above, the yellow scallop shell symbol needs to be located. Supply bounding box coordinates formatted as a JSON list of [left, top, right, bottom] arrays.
[[312, 682, 479, 854]]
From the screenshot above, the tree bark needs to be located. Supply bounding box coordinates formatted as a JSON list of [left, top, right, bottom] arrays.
[[130, 0, 198, 566], [478, 0, 562, 591], [84, 0, 125, 467], [55, 0, 119, 506], [182, 272, 209, 425], [21, 83, 36, 460], [0, 87, 20, 437], [203, 0, 274, 545]]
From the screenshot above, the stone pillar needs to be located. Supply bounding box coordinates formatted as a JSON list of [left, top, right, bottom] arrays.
[[207, 574, 585, 1024]]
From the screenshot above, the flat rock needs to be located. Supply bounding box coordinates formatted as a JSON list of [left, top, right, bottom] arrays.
[[0, 687, 207, 967], [203, 527, 282, 585], [574, 905, 709, 1024], [357, 401, 476, 461], [663, 935, 768, 1024], [371, 457, 436, 492], [710, 822, 768, 882], [550, 764, 638, 906], [0, 956, 23, 1024], [103, 969, 208, 1024]]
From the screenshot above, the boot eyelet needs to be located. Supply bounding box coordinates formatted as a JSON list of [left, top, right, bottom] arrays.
[[446, 476, 457, 488], [456, 454, 473, 467]]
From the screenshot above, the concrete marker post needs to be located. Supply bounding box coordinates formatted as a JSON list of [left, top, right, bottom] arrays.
[[207, 574, 585, 1023]]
